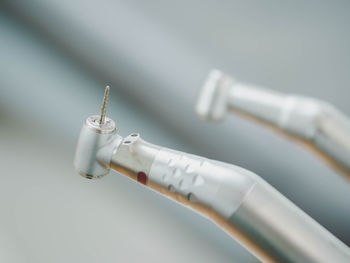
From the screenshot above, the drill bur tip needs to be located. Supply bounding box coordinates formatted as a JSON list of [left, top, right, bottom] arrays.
[[99, 85, 110, 125]]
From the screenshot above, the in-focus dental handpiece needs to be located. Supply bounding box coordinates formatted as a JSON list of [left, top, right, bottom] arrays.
[[74, 87, 350, 263], [196, 70, 350, 178]]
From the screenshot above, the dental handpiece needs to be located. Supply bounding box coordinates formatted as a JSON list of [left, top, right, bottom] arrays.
[[74, 87, 350, 263], [196, 70, 350, 178]]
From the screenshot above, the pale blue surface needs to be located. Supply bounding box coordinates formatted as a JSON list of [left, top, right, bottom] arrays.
[[1, 1, 350, 262]]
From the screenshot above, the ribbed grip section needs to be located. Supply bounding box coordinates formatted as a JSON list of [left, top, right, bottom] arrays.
[[148, 148, 256, 219]]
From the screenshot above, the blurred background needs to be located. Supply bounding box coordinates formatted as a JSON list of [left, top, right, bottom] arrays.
[[0, 1, 349, 262]]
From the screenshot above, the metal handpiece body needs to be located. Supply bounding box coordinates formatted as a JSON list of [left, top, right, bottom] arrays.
[[74, 114, 350, 263], [196, 70, 350, 178]]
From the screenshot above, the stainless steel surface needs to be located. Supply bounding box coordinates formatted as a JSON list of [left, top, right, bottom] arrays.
[[105, 133, 350, 262], [228, 181, 350, 263], [147, 148, 256, 218], [85, 115, 116, 134], [3, 1, 350, 262], [111, 135, 161, 181], [74, 115, 121, 179], [73, 86, 350, 262], [196, 70, 350, 177]]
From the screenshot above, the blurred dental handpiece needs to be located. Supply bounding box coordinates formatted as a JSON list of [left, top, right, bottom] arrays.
[[74, 87, 350, 263], [196, 70, 350, 178]]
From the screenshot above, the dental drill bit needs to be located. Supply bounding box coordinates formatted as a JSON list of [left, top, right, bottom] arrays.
[[99, 85, 110, 125]]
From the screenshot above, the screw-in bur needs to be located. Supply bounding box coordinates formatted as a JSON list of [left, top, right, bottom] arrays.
[[99, 85, 110, 125]]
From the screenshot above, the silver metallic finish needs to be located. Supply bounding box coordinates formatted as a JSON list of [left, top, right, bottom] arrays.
[[195, 70, 232, 121], [145, 147, 350, 263], [74, 87, 350, 262], [99, 85, 110, 125], [86, 115, 116, 134], [228, 181, 350, 263], [148, 148, 256, 218], [110, 134, 161, 179], [196, 69, 350, 177], [74, 115, 121, 179], [75, 117, 350, 262]]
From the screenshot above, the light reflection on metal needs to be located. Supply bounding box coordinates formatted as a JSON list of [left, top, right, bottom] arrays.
[[74, 88, 350, 263], [196, 69, 350, 178]]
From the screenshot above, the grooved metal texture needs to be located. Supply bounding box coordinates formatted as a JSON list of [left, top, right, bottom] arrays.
[[149, 148, 256, 218]]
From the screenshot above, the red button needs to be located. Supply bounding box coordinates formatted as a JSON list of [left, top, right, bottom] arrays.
[[137, 172, 147, 185]]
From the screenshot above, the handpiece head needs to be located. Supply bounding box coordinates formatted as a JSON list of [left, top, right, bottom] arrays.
[[195, 69, 232, 121], [74, 86, 121, 179]]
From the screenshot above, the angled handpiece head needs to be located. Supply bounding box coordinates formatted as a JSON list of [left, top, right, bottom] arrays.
[[195, 69, 233, 121], [74, 86, 122, 179]]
